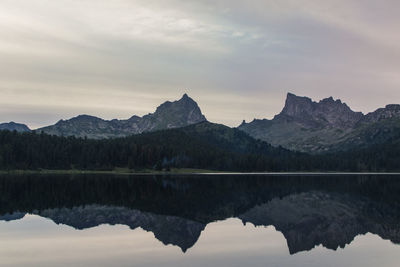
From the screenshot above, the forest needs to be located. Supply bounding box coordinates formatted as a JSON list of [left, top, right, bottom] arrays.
[[0, 122, 399, 172]]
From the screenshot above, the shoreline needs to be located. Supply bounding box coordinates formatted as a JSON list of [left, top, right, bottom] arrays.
[[1, 169, 400, 176]]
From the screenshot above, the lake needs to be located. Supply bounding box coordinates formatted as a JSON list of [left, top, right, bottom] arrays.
[[0, 174, 399, 266]]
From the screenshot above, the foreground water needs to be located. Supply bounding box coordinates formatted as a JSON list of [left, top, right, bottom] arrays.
[[0, 174, 399, 266]]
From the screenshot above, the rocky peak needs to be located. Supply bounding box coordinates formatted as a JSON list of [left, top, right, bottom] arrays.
[[156, 94, 197, 110], [152, 94, 207, 126], [280, 93, 314, 117], [278, 93, 363, 128]]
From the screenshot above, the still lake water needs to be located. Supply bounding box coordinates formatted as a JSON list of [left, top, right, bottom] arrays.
[[0, 174, 399, 266]]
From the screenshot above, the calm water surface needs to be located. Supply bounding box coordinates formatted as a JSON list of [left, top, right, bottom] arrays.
[[0, 174, 399, 266]]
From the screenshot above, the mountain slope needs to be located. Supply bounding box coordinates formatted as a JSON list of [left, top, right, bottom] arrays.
[[37, 94, 206, 139], [0, 122, 30, 132], [239, 93, 400, 153]]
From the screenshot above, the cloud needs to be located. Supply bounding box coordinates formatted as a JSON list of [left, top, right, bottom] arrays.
[[0, 0, 399, 128]]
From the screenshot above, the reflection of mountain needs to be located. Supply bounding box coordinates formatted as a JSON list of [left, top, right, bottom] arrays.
[[36, 205, 205, 252], [1, 174, 400, 254], [239, 191, 400, 254]]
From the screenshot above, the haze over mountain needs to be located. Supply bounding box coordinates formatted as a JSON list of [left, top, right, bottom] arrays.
[[37, 94, 206, 139], [239, 93, 400, 153]]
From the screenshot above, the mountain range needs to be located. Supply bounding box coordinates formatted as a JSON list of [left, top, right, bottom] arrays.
[[239, 93, 400, 153], [1, 92, 400, 154], [37, 93, 206, 139]]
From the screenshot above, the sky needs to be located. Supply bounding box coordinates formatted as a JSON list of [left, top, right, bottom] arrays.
[[1, 0, 400, 129]]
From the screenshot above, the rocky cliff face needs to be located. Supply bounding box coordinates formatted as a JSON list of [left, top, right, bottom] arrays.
[[239, 93, 400, 153], [38, 94, 207, 139], [138, 93, 206, 132], [0, 122, 30, 132], [279, 93, 363, 128]]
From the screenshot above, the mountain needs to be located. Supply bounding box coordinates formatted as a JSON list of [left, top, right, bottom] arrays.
[[37, 94, 207, 139], [238, 93, 400, 153], [0, 122, 30, 132]]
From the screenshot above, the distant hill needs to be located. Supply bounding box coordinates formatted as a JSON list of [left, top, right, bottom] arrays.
[[37, 94, 207, 139], [239, 93, 400, 153], [0, 122, 30, 132]]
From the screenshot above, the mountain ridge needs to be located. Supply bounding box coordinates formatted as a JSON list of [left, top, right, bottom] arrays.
[[2, 92, 400, 154], [36, 94, 206, 139], [239, 92, 400, 153]]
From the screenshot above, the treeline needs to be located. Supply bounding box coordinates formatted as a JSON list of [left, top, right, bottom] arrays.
[[0, 127, 307, 171], [0, 122, 399, 172]]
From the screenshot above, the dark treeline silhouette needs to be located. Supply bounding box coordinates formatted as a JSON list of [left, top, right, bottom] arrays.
[[0, 121, 399, 172], [1, 174, 400, 222], [0, 123, 307, 171]]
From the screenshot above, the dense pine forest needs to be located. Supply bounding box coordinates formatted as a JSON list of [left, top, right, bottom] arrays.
[[0, 122, 399, 172]]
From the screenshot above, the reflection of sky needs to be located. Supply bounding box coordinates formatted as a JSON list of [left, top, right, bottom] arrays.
[[1, 1, 400, 128], [0, 215, 398, 267]]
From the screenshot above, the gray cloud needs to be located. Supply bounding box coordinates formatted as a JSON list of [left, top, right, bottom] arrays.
[[1, 0, 399, 128]]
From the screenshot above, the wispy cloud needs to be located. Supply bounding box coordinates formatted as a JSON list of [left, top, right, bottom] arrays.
[[0, 0, 399, 128]]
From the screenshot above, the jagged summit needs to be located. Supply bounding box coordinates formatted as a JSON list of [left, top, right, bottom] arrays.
[[238, 92, 400, 153], [278, 93, 363, 128], [279, 93, 313, 117], [37, 94, 207, 139]]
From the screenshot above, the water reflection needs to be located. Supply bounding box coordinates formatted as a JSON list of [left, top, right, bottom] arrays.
[[0, 174, 400, 266]]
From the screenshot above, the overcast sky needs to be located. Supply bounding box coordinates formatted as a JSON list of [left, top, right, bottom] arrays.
[[1, 0, 400, 128]]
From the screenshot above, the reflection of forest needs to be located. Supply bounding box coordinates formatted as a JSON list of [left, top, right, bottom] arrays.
[[1, 174, 400, 253]]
